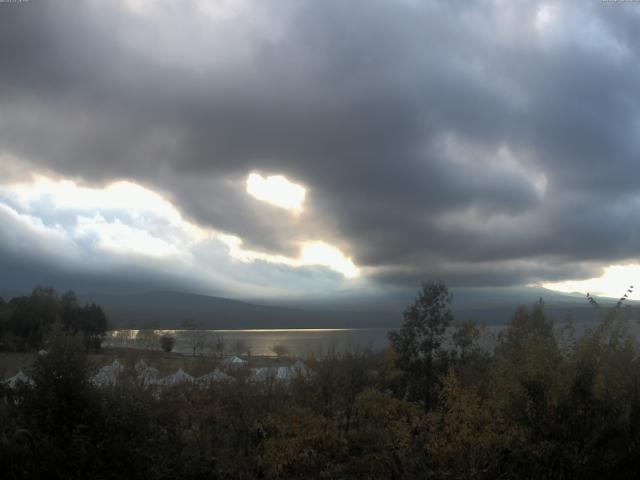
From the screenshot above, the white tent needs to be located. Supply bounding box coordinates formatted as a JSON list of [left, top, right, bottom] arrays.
[[291, 360, 310, 376], [196, 368, 231, 386], [158, 368, 194, 386], [251, 367, 271, 382], [5, 370, 34, 389], [91, 360, 124, 387], [251, 365, 297, 382], [225, 355, 247, 365], [275, 366, 295, 380], [135, 360, 159, 387]]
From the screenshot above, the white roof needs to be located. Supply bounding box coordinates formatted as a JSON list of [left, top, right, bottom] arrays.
[[250, 365, 301, 382], [91, 360, 124, 387], [135, 360, 159, 386], [291, 360, 310, 373], [159, 368, 194, 386], [226, 355, 247, 364], [196, 369, 231, 386], [275, 366, 294, 380], [251, 367, 270, 381], [135, 359, 149, 372], [5, 370, 34, 388]]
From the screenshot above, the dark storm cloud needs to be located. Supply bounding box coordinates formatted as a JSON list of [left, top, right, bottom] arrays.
[[0, 0, 639, 292]]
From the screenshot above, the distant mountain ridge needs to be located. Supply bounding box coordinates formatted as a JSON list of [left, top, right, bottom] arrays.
[[2, 286, 635, 329], [81, 288, 637, 330], [79, 291, 397, 329]]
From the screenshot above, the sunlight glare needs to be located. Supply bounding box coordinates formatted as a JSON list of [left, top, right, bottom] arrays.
[[543, 264, 640, 300], [535, 4, 557, 32], [301, 242, 359, 279], [246, 173, 306, 213], [0, 172, 359, 279], [219, 235, 360, 278]]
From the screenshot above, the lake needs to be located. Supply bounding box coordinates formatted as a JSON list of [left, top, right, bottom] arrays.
[[105, 328, 393, 357], [105, 318, 640, 357]]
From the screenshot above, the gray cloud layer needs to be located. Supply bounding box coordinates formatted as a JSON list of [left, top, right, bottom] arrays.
[[0, 0, 639, 296]]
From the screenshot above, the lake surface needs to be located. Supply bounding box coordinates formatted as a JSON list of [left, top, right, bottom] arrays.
[[105, 328, 393, 357], [105, 318, 640, 357]]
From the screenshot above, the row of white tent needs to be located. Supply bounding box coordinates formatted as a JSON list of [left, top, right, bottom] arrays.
[[251, 361, 310, 382], [137, 360, 236, 387], [3, 358, 311, 390], [90, 360, 233, 387], [91, 359, 311, 388]]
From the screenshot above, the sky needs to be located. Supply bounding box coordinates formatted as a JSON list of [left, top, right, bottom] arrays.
[[0, 0, 639, 304]]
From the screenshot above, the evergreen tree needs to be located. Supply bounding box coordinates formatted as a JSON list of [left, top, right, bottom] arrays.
[[388, 280, 453, 410]]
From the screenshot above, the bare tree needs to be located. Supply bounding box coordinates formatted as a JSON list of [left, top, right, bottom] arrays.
[[233, 338, 249, 356], [271, 343, 289, 358], [136, 328, 159, 350], [213, 333, 226, 359]]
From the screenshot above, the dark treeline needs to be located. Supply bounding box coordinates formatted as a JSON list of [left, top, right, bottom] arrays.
[[2, 281, 640, 478], [0, 286, 108, 351]]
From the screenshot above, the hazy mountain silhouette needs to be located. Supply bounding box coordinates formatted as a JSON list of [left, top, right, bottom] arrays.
[[80, 291, 395, 329], [70, 287, 636, 330]]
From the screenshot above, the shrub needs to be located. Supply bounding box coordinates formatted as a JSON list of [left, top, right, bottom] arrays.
[[160, 334, 175, 353]]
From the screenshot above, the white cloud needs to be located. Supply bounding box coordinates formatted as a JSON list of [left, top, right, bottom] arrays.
[[0, 172, 360, 294], [75, 213, 182, 258], [220, 235, 360, 278], [535, 4, 557, 32]]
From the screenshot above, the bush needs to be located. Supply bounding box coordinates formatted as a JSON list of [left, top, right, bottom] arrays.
[[160, 334, 175, 353]]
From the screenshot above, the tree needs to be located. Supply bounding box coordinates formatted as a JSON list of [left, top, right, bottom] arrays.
[[136, 327, 159, 350], [233, 338, 249, 356], [261, 407, 347, 479], [271, 343, 289, 358], [452, 319, 480, 360], [78, 302, 108, 350], [425, 368, 504, 478], [184, 330, 204, 356], [350, 388, 425, 478], [160, 334, 175, 353], [451, 319, 489, 390], [8, 286, 61, 350], [181, 320, 205, 356], [1, 287, 108, 351], [60, 290, 80, 332], [212, 333, 226, 359], [16, 322, 101, 476], [388, 280, 453, 410]]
